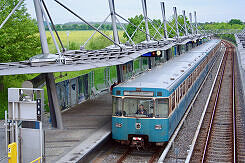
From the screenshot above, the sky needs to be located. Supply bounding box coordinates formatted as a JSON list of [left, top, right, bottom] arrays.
[[24, 0, 245, 24]]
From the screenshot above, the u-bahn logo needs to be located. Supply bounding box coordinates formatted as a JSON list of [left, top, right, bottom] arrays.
[[136, 123, 141, 130]]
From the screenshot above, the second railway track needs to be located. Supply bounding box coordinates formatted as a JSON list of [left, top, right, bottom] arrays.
[[190, 41, 238, 162]]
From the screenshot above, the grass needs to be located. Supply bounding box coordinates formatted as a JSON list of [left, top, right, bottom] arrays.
[[46, 30, 125, 53]]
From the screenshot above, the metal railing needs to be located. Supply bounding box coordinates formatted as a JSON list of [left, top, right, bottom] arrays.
[[30, 157, 41, 163]]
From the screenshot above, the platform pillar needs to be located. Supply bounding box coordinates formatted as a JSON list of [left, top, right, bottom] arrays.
[[116, 65, 122, 83], [189, 13, 194, 35], [45, 73, 63, 129], [34, 0, 63, 129], [177, 45, 181, 55]]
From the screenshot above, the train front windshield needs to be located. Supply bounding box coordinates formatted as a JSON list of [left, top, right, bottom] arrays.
[[113, 97, 169, 118]]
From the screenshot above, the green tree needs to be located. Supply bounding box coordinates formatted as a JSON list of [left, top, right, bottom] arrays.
[[123, 14, 190, 43], [0, 0, 41, 119], [0, 0, 41, 63], [228, 19, 243, 25]]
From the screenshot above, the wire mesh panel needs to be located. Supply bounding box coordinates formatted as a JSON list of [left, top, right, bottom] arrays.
[[56, 81, 69, 110], [55, 72, 93, 110]]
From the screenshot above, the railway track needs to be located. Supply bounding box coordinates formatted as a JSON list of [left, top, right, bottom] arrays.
[[158, 41, 226, 162], [116, 146, 163, 163], [190, 41, 236, 162], [88, 141, 163, 163]]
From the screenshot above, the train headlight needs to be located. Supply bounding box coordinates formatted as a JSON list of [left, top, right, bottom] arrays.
[[115, 123, 122, 128], [155, 125, 162, 130], [156, 50, 161, 56]]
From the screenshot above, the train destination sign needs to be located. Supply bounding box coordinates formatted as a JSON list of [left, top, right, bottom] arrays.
[[123, 91, 154, 96]]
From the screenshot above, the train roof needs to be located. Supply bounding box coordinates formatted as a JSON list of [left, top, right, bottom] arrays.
[[115, 39, 221, 92]]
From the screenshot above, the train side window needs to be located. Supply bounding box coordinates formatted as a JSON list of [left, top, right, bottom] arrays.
[[183, 81, 186, 95], [155, 99, 169, 118], [112, 97, 122, 116], [188, 76, 191, 88], [176, 89, 179, 105], [180, 84, 183, 99], [171, 92, 175, 110]]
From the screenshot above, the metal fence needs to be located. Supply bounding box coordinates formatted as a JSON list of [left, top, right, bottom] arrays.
[[0, 120, 7, 163], [55, 57, 167, 111], [56, 72, 93, 110], [55, 67, 118, 111]]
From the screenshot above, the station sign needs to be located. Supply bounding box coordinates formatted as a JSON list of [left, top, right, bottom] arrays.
[[141, 50, 162, 57]]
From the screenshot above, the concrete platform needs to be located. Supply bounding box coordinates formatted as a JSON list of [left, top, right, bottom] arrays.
[[44, 93, 112, 163], [236, 36, 245, 100]]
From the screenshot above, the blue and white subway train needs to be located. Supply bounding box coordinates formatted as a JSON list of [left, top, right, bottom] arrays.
[[111, 39, 221, 146]]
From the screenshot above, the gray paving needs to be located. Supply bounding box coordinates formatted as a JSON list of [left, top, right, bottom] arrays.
[[44, 93, 112, 163]]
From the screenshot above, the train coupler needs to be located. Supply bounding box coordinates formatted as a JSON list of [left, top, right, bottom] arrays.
[[131, 137, 144, 150]]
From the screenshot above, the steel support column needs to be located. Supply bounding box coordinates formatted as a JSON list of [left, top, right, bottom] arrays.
[[160, 2, 168, 39], [183, 10, 188, 36], [116, 65, 122, 83], [189, 13, 194, 35], [45, 73, 63, 129], [34, 0, 63, 129], [177, 45, 181, 55], [141, 0, 150, 41], [108, 0, 120, 45], [33, 0, 49, 56], [194, 11, 198, 35], [173, 7, 180, 39], [141, 0, 151, 69], [108, 0, 122, 83]]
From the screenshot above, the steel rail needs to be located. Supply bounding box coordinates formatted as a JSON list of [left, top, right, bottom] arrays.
[[184, 44, 226, 163], [201, 42, 230, 163], [116, 147, 132, 163], [232, 46, 237, 163]]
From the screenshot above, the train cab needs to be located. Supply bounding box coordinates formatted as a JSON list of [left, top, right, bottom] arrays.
[[112, 89, 171, 146]]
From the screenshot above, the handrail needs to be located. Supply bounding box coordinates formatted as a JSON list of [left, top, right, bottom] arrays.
[[30, 157, 41, 163]]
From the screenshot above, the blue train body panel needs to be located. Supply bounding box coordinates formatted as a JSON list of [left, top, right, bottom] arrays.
[[112, 117, 169, 142]]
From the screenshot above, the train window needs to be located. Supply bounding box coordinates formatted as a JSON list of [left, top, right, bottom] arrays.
[[183, 81, 186, 95], [112, 97, 123, 116], [123, 98, 154, 118], [188, 76, 191, 88], [155, 99, 169, 118], [180, 83, 183, 97], [171, 92, 175, 110]]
